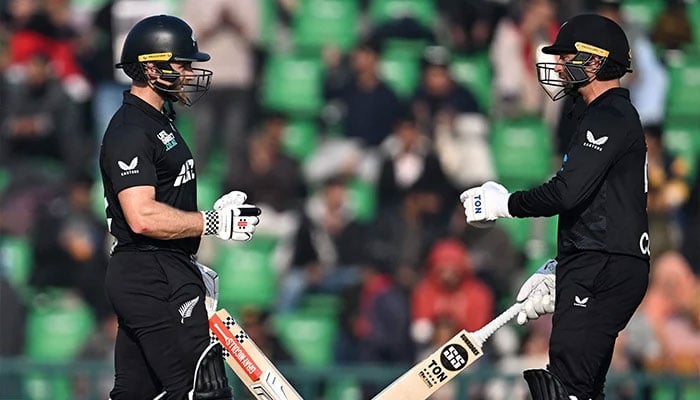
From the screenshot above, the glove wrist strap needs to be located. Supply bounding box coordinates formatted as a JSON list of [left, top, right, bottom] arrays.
[[201, 210, 220, 236]]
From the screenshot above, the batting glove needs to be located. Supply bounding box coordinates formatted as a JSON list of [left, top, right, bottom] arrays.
[[516, 259, 557, 325], [202, 206, 261, 241], [459, 181, 512, 228], [213, 190, 248, 211]]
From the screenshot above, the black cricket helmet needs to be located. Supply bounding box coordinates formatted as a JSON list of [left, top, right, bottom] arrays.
[[536, 13, 632, 101], [116, 15, 212, 106]]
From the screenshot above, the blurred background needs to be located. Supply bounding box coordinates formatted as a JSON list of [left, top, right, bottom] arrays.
[[0, 0, 699, 398]]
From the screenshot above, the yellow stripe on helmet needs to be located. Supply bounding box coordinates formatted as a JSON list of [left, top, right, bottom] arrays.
[[574, 42, 609, 57], [138, 52, 173, 62]]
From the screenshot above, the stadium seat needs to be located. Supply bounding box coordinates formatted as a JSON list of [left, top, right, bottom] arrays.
[[25, 291, 96, 361], [621, 0, 664, 31], [215, 237, 278, 310], [300, 293, 342, 317], [665, 53, 700, 119], [196, 172, 222, 211], [663, 119, 700, 180], [273, 312, 338, 368], [259, 0, 279, 50], [261, 54, 324, 116], [450, 52, 493, 113], [291, 0, 360, 52], [369, 0, 436, 29], [283, 119, 320, 161], [347, 178, 378, 223], [491, 117, 554, 188], [690, 1, 700, 48], [324, 378, 362, 400], [379, 51, 421, 99], [0, 235, 33, 289], [382, 38, 429, 59], [497, 218, 531, 252]]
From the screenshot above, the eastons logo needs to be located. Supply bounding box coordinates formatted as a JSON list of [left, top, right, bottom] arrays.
[[583, 130, 608, 152], [174, 159, 195, 187], [118, 157, 139, 176]]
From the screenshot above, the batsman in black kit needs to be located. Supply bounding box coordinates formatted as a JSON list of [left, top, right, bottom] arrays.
[[460, 14, 649, 400], [100, 15, 261, 400]]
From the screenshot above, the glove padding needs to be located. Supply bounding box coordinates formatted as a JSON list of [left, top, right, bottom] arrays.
[[459, 181, 512, 228], [516, 259, 557, 325], [203, 190, 261, 241]]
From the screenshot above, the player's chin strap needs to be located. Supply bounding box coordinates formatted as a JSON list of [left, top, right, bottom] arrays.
[[188, 342, 234, 400], [524, 369, 589, 400]]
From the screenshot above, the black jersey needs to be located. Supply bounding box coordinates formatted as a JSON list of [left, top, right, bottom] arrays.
[[100, 92, 199, 254], [509, 88, 650, 260]]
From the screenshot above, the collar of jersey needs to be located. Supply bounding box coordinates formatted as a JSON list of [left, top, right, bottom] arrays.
[[122, 91, 172, 124], [587, 87, 630, 109]]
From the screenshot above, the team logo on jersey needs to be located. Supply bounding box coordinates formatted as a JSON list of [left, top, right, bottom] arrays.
[[157, 130, 178, 151], [118, 157, 139, 176], [583, 130, 608, 152], [178, 296, 199, 323], [174, 159, 195, 187], [573, 296, 589, 308]]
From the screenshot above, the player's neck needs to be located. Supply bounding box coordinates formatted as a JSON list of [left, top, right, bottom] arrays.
[[130, 83, 166, 112], [580, 79, 620, 104]]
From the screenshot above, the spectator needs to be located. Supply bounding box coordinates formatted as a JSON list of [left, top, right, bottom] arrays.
[[436, 0, 502, 54], [376, 111, 455, 213], [640, 251, 700, 373], [28, 172, 110, 320], [411, 238, 495, 350], [644, 124, 690, 260], [225, 111, 306, 213], [1, 52, 86, 175], [276, 175, 367, 312], [682, 158, 700, 274], [650, 0, 694, 53], [324, 39, 403, 148], [182, 0, 260, 173], [489, 0, 560, 124], [597, 0, 669, 127], [411, 45, 481, 136], [370, 175, 451, 290]]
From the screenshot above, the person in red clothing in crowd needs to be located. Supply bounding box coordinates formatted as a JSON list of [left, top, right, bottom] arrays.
[[411, 238, 495, 349]]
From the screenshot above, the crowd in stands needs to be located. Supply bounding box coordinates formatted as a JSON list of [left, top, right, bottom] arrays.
[[1, 0, 699, 399]]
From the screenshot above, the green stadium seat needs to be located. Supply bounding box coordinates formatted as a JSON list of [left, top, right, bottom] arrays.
[[196, 173, 222, 211], [261, 54, 324, 116], [0, 235, 33, 289], [324, 378, 362, 400], [273, 312, 338, 368], [497, 218, 531, 251], [379, 52, 421, 98], [259, 0, 279, 50], [292, 0, 360, 52], [382, 38, 428, 59], [215, 237, 278, 310], [690, 1, 700, 49], [283, 119, 320, 161], [621, 0, 664, 31], [663, 119, 700, 180], [300, 293, 341, 317], [450, 52, 493, 112], [25, 292, 96, 361], [369, 0, 436, 29], [665, 53, 700, 119], [491, 117, 554, 188], [347, 178, 378, 223]]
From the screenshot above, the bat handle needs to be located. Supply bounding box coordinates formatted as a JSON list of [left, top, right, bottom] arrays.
[[471, 302, 521, 346]]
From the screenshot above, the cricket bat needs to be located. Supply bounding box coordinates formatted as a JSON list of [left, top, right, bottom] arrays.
[[372, 303, 521, 400], [209, 309, 303, 400]]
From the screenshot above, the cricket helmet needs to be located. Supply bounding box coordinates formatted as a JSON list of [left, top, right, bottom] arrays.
[[536, 13, 632, 100], [116, 15, 212, 106]]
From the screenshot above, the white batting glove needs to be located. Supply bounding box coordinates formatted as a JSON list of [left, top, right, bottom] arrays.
[[213, 190, 248, 211], [516, 259, 557, 325], [459, 181, 512, 227], [201, 206, 260, 241], [202, 191, 261, 241]]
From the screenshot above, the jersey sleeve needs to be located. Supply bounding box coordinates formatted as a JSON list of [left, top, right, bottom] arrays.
[[102, 124, 158, 194], [509, 107, 631, 217]]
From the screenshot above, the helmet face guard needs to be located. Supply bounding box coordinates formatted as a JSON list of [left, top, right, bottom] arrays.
[[536, 43, 606, 101], [143, 57, 212, 106]]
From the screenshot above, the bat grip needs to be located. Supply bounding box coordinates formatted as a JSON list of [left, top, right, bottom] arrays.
[[471, 302, 521, 346]]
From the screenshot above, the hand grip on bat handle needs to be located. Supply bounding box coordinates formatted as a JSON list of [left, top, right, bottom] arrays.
[[237, 207, 262, 217], [471, 303, 521, 346]]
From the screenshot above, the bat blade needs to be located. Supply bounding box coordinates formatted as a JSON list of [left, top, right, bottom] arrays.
[[372, 303, 521, 400], [372, 331, 483, 400], [209, 309, 303, 400]]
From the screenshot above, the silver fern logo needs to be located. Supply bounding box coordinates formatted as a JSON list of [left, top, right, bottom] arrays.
[[178, 296, 200, 323]]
